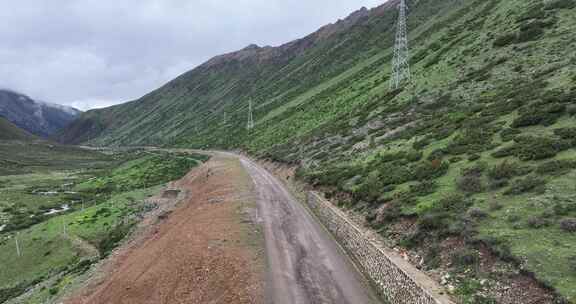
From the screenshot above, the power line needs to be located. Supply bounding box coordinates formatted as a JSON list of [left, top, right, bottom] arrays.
[[390, 0, 411, 90]]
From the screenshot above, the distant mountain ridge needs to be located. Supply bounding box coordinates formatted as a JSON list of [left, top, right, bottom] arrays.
[[0, 89, 81, 138], [0, 116, 36, 141]]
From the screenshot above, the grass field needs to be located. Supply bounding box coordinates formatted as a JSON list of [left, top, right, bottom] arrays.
[[0, 142, 208, 303]]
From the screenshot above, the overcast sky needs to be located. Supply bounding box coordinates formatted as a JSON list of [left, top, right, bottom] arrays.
[[0, 0, 385, 110]]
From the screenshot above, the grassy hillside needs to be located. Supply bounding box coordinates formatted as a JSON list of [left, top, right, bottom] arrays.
[[58, 0, 576, 302], [0, 117, 35, 141]]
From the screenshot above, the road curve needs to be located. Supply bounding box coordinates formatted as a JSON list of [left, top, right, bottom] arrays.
[[237, 155, 380, 304]]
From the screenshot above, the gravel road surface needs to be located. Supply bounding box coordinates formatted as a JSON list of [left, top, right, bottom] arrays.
[[239, 155, 380, 304]]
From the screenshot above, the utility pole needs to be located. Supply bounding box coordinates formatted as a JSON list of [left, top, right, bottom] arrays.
[[390, 0, 411, 90], [15, 233, 22, 257], [247, 99, 254, 131], [62, 218, 67, 237], [223, 111, 230, 147]]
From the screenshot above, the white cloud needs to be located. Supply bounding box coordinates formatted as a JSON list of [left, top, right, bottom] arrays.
[[0, 0, 386, 110]]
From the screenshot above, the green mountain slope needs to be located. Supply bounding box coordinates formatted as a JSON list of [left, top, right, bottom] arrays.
[[0, 117, 36, 141], [59, 0, 576, 302]]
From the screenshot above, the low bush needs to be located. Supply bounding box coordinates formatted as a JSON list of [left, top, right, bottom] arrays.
[[413, 160, 450, 180], [457, 174, 484, 193], [413, 138, 431, 150], [570, 256, 576, 272], [468, 154, 481, 161], [517, 22, 546, 43], [536, 159, 576, 175], [554, 127, 576, 142], [504, 176, 546, 195], [97, 223, 134, 256], [512, 111, 554, 128], [446, 127, 496, 155], [488, 161, 530, 180], [560, 218, 576, 233], [434, 194, 474, 213], [545, 0, 576, 10], [500, 128, 522, 142], [428, 149, 447, 161], [452, 249, 480, 268], [410, 180, 438, 197], [489, 178, 509, 190], [492, 136, 570, 160], [493, 33, 517, 47], [527, 216, 551, 229], [419, 213, 448, 230], [468, 207, 489, 219]]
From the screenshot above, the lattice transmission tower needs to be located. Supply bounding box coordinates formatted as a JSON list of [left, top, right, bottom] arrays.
[[247, 99, 254, 131], [390, 0, 411, 90]]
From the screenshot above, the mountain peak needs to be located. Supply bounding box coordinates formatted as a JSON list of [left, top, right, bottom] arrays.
[[0, 89, 81, 138]]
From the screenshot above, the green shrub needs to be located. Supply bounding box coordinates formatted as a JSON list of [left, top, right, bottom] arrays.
[[536, 159, 576, 175], [492, 136, 570, 160], [457, 174, 484, 193], [517, 4, 547, 22], [569, 256, 576, 272], [493, 33, 517, 47], [488, 161, 530, 180], [517, 22, 546, 43], [419, 213, 448, 230], [410, 180, 438, 197], [468, 154, 481, 161], [567, 105, 576, 116], [527, 216, 551, 229], [468, 207, 489, 219], [413, 160, 450, 180], [560, 218, 576, 233], [413, 138, 431, 150], [428, 148, 447, 161], [512, 112, 550, 128], [406, 150, 424, 162], [434, 194, 473, 213], [545, 0, 576, 10], [306, 164, 362, 188], [500, 128, 522, 142], [446, 128, 495, 155], [97, 223, 134, 256], [554, 127, 576, 143], [504, 176, 546, 195]]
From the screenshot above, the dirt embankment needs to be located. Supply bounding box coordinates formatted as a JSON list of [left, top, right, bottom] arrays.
[[64, 155, 264, 304]]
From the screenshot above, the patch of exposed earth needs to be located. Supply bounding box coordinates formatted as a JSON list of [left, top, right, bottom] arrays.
[[63, 154, 264, 304]]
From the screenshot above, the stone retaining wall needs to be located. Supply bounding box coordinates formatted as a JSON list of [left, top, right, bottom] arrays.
[[306, 192, 453, 304]]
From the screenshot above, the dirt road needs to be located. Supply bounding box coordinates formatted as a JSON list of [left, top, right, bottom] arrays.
[[64, 151, 379, 304], [238, 155, 380, 304]]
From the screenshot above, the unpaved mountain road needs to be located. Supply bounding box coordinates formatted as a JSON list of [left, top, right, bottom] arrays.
[[64, 151, 380, 304], [236, 154, 380, 304]]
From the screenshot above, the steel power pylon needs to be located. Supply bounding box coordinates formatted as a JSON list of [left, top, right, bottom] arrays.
[[390, 0, 411, 90], [247, 99, 254, 131]]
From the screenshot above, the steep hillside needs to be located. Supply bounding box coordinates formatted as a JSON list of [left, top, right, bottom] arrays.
[[0, 89, 81, 138], [0, 117, 36, 141], [59, 0, 576, 302]]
